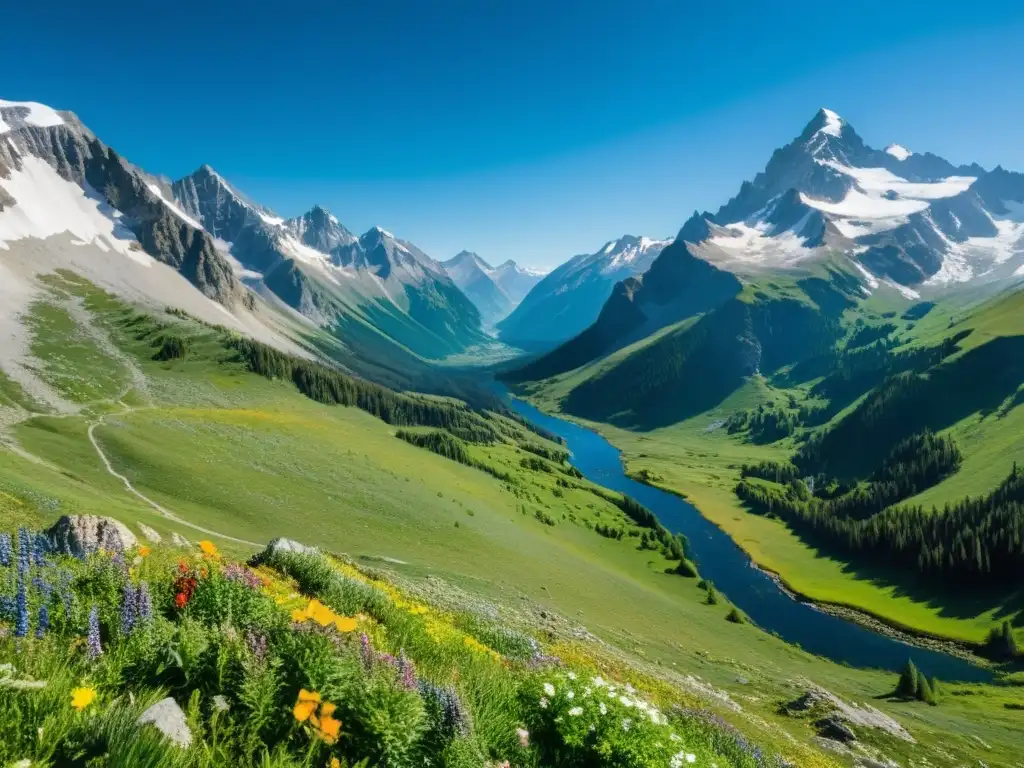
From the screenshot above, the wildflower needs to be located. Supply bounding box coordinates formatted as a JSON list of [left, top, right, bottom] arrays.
[[619, 695, 634, 707], [223, 562, 262, 589], [543, 682, 555, 696], [593, 675, 606, 687], [17, 528, 31, 576], [245, 630, 268, 663], [87, 605, 102, 659], [174, 593, 188, 610], [539, 697, 548, 709], [397, 648, 417, 690], [516, 727, 530, 747], [567, 671, 577, 680], [360, 633, 373, 669], [566, 689, 575, 699], [136, 582, 153, 623], [36, 605, 49, 639], [0, 533, 10, 566], [622, 718, 631, 731], [599, 702, 607, 715], [138, 545, 152, 558], [334, 615, 357, 633], [120, 583, 138, 635], [14, 574, 29, 638], [568, 706, 583, 716], [330, 760, 341, 768], [318, 713, 342, 743], [71, 686, 97, 711], [293, 689, 321, 722], [213, 695, 230, 712], [198, 540, 219, 558]]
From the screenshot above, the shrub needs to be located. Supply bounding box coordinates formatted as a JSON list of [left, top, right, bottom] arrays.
[[725, 607, 745, 624]]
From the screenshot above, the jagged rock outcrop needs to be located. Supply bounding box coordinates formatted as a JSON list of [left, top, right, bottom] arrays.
[[44, 515, 138, 557]]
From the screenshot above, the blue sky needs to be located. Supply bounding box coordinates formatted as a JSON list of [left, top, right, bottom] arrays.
[[5, 0, 1024, 269]]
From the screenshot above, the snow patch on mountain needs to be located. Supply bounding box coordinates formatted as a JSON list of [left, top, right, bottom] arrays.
[[0, 100, 65, 133], [819, 160, 976, 200], [0, 152, 150, 265], [146, 183, 203, 230], [708, 216, 814, 266], [853, 261, 880, 293], [885, 144, 913, 161]]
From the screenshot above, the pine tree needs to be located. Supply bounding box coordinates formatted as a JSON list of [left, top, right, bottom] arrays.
[[916, 674, 935, 705], [1002, 620, 1019, 657], [895, 660, 919, 699]]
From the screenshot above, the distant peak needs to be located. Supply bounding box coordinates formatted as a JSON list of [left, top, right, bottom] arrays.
[[362, 225, 395, 242]]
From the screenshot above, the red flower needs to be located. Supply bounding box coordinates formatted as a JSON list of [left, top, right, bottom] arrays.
[[178, 562, 189, 574], [175, 593, 188, 609]]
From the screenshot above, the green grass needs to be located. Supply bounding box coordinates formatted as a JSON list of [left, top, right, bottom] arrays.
[[2, 274, 1024, 765]]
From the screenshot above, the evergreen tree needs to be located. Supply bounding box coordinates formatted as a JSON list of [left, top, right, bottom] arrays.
[[916, 674, 935, 705], [895, 660, 919, 699]]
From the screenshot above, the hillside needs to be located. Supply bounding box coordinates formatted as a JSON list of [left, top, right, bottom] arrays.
[[2, 273, 1022, 765]]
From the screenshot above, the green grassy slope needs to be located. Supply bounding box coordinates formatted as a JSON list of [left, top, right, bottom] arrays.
[[2, 272, 1023, 766], [518, 277, 1024, 653]]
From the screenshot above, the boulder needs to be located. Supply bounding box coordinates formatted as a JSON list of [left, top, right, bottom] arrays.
[[249, 537, 318, 566], [44, 515, 137, 558], [137, 697, 192, 747], [816, 716, 857, 743]]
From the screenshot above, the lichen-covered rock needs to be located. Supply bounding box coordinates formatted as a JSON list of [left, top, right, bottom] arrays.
[[249, 537, 318, 566], [137, 697, 192, 747], [44, 515, 137, 558], [816, 715, 856, 743]]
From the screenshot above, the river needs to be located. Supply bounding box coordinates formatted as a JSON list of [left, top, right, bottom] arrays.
[[507, 397, 993, 682]]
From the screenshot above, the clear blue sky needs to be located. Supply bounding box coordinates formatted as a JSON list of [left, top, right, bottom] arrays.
[[5, 0, 1024, 269]]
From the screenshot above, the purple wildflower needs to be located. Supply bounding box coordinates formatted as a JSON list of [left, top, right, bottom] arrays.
[[245, 629, 268, 663], [57, 569, 74, 620], [36, 604, 49, 638], [0, 595, 14, 618], [0, 533, 12, 567], [120, 583, 138, 635], [14, 574, 29, 638], [360, 633, 373, 669], [136, 581, 153, 623], [87, 605, 102, 659], [397, 648, 417, 690], [222, 563, 263, 590]]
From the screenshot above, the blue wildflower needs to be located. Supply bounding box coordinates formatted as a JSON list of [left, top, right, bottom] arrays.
[[36, 604, 49, 638], [14, 574, 29, 638], [120, 583, 137, 635], [30, 532, 45, 566], [137, 581, 153, 624], [32, 576, 53, 600], [0, 533, 12, 567], [16, 528, 31, 576], [87, 605, 102, 659], [397, 648, 417, 690]]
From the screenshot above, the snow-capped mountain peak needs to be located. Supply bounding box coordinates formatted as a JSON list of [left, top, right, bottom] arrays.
[[817, 107, 843, 138], [284, 205, 357, 253]]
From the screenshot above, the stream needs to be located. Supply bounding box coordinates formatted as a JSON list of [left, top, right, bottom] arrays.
[[507, 397, 993, 682]]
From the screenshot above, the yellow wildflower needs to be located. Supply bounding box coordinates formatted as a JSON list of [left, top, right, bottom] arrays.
[[311, 603, 336, 627], [138, 545, 152, 558], [293, 700, 317, 722], [320, 701, 337, 717], [330, 759, 341, 768], [298, 689, 322, 703], [198, 540, 219, 558], [334, 616, 358, 633], [71, 687, 97, 711], [318, 714, 342, 743], [291, 608, 308, 622]]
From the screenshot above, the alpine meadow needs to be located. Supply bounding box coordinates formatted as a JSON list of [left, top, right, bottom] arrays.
[[3, 6, 1024, 767]]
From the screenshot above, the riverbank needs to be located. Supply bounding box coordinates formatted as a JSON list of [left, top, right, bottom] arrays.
[[625, 472, 991, 664], [509, 388, 1010, 662]]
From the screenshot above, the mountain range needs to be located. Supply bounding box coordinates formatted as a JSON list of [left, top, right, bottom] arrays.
[[496, 235, 670, 349], [511, 108, 1024, 383], [440, 251, 545, 327]]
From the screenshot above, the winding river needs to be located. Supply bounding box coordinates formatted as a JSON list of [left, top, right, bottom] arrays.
[[507, 397, 993, 683]]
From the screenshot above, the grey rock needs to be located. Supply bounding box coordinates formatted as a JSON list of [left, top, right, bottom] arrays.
[[249, 537, 318, 566], [44, 515, 137, 557], [816, 715, 857, 743], [137, 697, 192, 747]]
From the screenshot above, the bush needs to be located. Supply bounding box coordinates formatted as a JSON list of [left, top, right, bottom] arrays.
[[725, 607, 745, 624], [153, 335, 188, 361], [674, 559, 699, 578]]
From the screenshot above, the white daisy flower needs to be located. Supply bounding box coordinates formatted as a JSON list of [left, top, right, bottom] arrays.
[[566, 690, 575, 699]]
